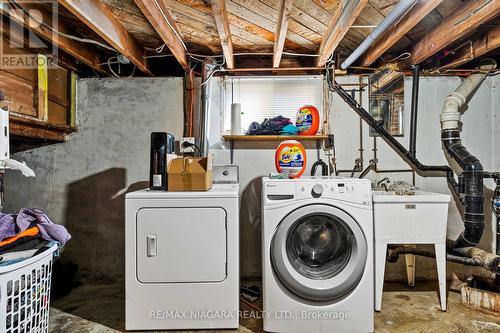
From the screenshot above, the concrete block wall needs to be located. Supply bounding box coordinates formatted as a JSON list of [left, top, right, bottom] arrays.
[[5, 75, 499, 282]]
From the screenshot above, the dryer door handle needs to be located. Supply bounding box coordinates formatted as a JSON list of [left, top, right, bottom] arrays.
[[146, 234, 157, 257]]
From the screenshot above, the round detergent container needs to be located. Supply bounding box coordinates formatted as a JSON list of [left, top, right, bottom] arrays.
[[296, 105, 320, 136], [275, 140, 307, 178]]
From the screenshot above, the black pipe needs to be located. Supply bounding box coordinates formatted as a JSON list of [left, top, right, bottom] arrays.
[[493, 179, 500, 255], [442, 130, 485, 249], [409, 64, 420, 158], [333, 83, 452, 174], [387, 246, 499, 271]]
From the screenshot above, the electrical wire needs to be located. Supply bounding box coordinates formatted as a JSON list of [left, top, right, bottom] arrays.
[[182, 141, 202, 156], [10, 0, 117, 52], [107, 56, 136, 78], [382, 52, 411, 63], [152, 0, 188, 52], [198, 68, 223, 87], [143, 54, 176, 59]]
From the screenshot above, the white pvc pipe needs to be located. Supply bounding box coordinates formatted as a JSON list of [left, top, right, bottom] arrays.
[[340, 0, 417, 69], [440, 60, 497, 130]]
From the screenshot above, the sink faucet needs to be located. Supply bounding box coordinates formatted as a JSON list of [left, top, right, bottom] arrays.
[[377, 177, 390, 191]]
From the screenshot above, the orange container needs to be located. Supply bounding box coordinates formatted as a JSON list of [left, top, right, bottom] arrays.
[[296, 105, 320, 135], [275, 140, 307, 178]]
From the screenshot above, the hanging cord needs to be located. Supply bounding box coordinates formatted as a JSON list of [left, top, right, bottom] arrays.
[[382, 52, 411, 63]]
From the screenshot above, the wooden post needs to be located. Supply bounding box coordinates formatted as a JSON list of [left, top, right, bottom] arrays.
[[69, 71, 77, 127], [37, 54, 48, 122]]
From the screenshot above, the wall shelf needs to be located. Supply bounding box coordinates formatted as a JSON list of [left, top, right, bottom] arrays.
[[223, 134, 328, 164], [222, 134, 329, 141]]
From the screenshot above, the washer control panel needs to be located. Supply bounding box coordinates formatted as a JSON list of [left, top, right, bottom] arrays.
[[295, 181, 371, 204], [262, 178, 372, 206]]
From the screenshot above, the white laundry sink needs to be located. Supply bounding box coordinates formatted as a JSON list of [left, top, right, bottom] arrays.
[[372, 190, 452, 312], [372, 190, 451, 243]]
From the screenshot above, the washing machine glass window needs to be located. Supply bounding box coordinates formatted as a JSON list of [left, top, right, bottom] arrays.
[[271, 204, 367, 302], [286, 213, 353, 280]]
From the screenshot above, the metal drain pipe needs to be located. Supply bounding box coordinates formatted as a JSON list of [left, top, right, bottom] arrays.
[[332, 83, 451, 174], [340, 0, 417, 69]]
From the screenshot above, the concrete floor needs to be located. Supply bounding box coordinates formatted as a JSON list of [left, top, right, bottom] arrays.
[[49, 279, 500, 333]]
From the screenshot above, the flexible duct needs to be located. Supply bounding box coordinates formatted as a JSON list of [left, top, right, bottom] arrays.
[[440, 59, 498, 249], [199, 59, 217, 156], [340, 0, 417, 69]]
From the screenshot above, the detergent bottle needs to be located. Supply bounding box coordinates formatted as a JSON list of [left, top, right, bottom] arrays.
[[296, 105, 320, 135], [275, 140, 307, 178]]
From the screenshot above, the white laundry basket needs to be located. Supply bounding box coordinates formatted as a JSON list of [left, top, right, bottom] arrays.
[[0, 243, 58, 333]]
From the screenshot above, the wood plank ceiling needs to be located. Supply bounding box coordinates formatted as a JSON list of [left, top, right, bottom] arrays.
[[4, 0, 500, 75]]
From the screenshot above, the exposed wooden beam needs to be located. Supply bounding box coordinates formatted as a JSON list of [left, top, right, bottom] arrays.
[[211, 0, 234, 69], [408, 0, 500, 65], [273, 0, 293, 68], [10, 113, 75, 142], [134, 0, 189, 70], [361, 0, 444, 67], [439, 25, 500, 70], [4, 2, 104, 72], [58, 0, 151, 75], [370, 70, 404, 94], [317, 0, 369, 67]]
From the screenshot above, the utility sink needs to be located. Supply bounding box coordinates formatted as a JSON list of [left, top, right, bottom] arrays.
[[372, 190, 451, 243], [373, 190, 452, 312]]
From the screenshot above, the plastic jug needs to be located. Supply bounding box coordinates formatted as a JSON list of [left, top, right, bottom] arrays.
[[296, 105, 319, 136], [275, 140, 307, 178]]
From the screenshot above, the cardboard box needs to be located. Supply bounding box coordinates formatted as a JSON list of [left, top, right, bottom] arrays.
[[168, 155, 213, 191]]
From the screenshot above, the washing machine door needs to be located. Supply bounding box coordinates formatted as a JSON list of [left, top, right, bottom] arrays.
[[271, 204, 367, 302]]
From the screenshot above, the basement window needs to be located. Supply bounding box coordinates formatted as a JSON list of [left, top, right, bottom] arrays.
[[223, 76, 325, 135]]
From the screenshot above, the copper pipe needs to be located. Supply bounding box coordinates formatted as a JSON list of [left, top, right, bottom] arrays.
[[184, 67, 195, 137]]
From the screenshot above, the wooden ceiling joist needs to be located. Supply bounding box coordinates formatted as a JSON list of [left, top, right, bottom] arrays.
[[371, 70, 404, 94], [134, 0, 189, 70], [439, 25, 500, 70], [211, 0, 234, 69], [58, 0, 152, 75], [360, 0, 444, 67], [273, 0, 293, 68], [407, 0, 500, 65], [3, 2, 103, 73], [317, 0, 369, 67]]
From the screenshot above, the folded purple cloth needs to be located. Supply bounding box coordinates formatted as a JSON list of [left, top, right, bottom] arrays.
[[0, 208, 71, 246]]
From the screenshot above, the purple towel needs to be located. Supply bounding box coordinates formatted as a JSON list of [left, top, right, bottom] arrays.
[[0, 208, 71, 246]]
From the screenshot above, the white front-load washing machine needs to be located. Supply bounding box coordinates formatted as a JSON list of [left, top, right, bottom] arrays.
[[125, 183, 239, 330], [262, 177, 373, 333]]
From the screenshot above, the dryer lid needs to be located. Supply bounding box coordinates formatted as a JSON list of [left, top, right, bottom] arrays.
[[271, 204, 367, 302]]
